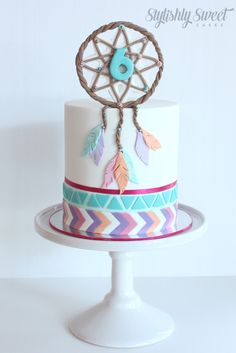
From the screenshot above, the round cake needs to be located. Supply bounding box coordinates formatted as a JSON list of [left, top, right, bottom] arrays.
[[63, 99, 179, 236]]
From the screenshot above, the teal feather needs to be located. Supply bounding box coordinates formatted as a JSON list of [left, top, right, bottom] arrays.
[[123, 151, 139, 184], [82, 124, 103, 156]]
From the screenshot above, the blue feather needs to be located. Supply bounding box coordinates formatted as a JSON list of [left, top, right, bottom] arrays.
[[123, 151, 139, 184], [91, 129, 104, 165], [82, 124, 103, 156]]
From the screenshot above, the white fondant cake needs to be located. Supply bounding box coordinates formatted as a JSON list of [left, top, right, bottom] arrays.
[[63, 99, 179, 236]]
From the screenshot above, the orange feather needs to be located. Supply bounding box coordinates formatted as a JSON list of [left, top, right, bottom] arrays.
[[143, 130, 161, 150], [114, 152, 129, 194]]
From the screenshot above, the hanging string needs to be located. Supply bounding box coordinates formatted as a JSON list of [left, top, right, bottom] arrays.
[[132, 106, 142, 132], [115, 108, 124, 151], [102, 105, 108, 129]]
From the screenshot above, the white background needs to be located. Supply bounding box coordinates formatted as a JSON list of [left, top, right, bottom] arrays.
[[0, 0, 235, 278]]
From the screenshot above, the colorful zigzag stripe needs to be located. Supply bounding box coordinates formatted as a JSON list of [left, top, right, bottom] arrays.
[[63, 200, 177, 236], [160, 204, 177, 233]]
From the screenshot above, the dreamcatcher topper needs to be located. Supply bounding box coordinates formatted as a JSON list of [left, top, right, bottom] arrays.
[[76, 21, 164, 193]]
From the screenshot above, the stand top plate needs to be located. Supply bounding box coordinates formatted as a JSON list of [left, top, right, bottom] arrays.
[[34, 204, 206, 252]]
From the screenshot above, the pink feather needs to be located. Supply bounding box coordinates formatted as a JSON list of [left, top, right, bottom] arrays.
[[102, 153, 118, 188]]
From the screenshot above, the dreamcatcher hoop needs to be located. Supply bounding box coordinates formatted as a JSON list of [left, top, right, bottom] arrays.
[[75, 21, 164, 109]]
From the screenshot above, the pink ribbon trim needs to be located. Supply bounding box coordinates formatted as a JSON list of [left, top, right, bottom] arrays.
[[64, 177, 177, 195]]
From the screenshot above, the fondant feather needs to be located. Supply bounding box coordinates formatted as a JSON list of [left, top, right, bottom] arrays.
[[82, 124, 103, 156], [114, 152, 129, 194], [135, 130, 149, 165], [143, 130, 161, 150], [91, 129, 104, 165], [102, 153, 118, 188], [123, 151, 138, 184]]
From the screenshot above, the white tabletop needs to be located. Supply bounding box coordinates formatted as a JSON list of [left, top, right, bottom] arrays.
[[35, 204, 206, 252]]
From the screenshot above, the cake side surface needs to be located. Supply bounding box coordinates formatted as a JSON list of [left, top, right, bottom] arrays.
[[63, 99, 179, 236]]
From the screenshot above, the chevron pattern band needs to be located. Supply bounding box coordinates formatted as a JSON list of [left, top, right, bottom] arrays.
[[63, 199, 177, 236], [63, 180, 178, 236]]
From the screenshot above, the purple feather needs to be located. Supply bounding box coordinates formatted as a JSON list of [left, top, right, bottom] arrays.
[[91, 129, 104, 165], [135, 131, 149, 165]]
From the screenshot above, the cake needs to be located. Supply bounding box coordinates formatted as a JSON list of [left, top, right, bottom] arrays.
[[62, 21, 179, 238]]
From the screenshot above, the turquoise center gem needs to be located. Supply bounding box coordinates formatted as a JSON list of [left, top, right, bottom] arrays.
[[109, 48, 134, 81]]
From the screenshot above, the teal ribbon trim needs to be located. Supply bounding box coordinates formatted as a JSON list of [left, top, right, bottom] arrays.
[[63, 182, 178, 211]]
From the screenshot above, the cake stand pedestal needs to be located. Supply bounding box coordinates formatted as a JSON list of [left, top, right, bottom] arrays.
[[35, 204, 206, 348]]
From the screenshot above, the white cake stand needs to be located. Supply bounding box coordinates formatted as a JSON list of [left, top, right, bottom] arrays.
[[35, 203, 206, 348]]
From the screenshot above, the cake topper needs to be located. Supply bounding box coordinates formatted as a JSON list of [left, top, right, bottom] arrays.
[[76, 21, 163, 193]]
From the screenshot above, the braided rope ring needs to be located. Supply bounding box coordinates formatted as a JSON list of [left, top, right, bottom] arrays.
[[75, 21, 164, 108]]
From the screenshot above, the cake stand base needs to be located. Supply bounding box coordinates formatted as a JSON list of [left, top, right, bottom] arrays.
[[35, 204, 206, 348], [69, 252, 174, 348]]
